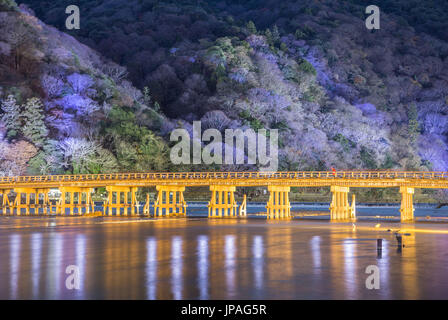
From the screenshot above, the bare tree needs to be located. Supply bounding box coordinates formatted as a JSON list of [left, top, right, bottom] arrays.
[[59, 137, 100, 173], [101, 63, 128, 83], [201, 110, 231, 132]]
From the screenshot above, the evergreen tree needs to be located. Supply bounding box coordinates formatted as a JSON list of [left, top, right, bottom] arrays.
[[154, 101, 161, 112], [272, 24, 280, 44], [22, 97, 48, 147], [27, 139, 63, 175], [265, 28, 273, 46], [1, 95, 20, 138], [143, 86, 152, 105], [246, 21, 257, 34]]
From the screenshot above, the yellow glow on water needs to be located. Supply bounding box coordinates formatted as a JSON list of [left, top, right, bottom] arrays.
[[347, 225, 448, 235], [399, 228, 448, 234]]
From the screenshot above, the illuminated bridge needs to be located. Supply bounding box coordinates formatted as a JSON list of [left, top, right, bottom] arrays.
[[1, 171, 448, 222]]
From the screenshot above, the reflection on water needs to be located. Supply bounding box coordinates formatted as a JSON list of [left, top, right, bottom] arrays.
[[343, 239, 357, 299], [402, 233, 418, 299], [171, 236, 183, 300], [378, 239, 390, 299], [31, 233, 42, 299], [310, 236, 321, 270], [197, 235, 208, 300], [225, 235, 236, 298], [46, 233, 63, 299], [10, 234, 20, 299], [146, 237, 157, 300], [76, 235, 86, 298], [252, 235, 263, 293], [0, 217, 448, 299]]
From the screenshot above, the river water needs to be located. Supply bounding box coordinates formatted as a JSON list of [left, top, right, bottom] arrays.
[[0, 203, 448, 299]]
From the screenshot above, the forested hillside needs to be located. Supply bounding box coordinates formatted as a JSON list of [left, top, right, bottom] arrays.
[[0, 0, 174, 176], [1, 0, 447, 179]]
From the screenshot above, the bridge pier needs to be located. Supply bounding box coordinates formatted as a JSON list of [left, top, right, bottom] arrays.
[[239, 194, 247, 217], [154, 186, 186, 217], [143, 193, 150, 216], [266, 186, 291, 219], [35, 188, 51, 215], [105, 186, 138, 216], [0, 189, 11, 215], [11, 188, 51, 215], [12, 188, 31, 215], [58, 187, 94, 215], [399, 187, 414, 222], [330, 186, 355, 221], [350, 194, 356, 220], [208, 185, 237, 218]]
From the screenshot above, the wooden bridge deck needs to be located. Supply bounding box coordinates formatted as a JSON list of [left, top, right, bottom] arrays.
[[1, 171, 448, 189]]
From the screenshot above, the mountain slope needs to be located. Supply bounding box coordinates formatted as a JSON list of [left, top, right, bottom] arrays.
[[3, 0, 448, 176], [0, 2, 171, 175]]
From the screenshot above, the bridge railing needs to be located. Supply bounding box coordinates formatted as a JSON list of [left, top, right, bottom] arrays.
[[1, 171, 447, 184]]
